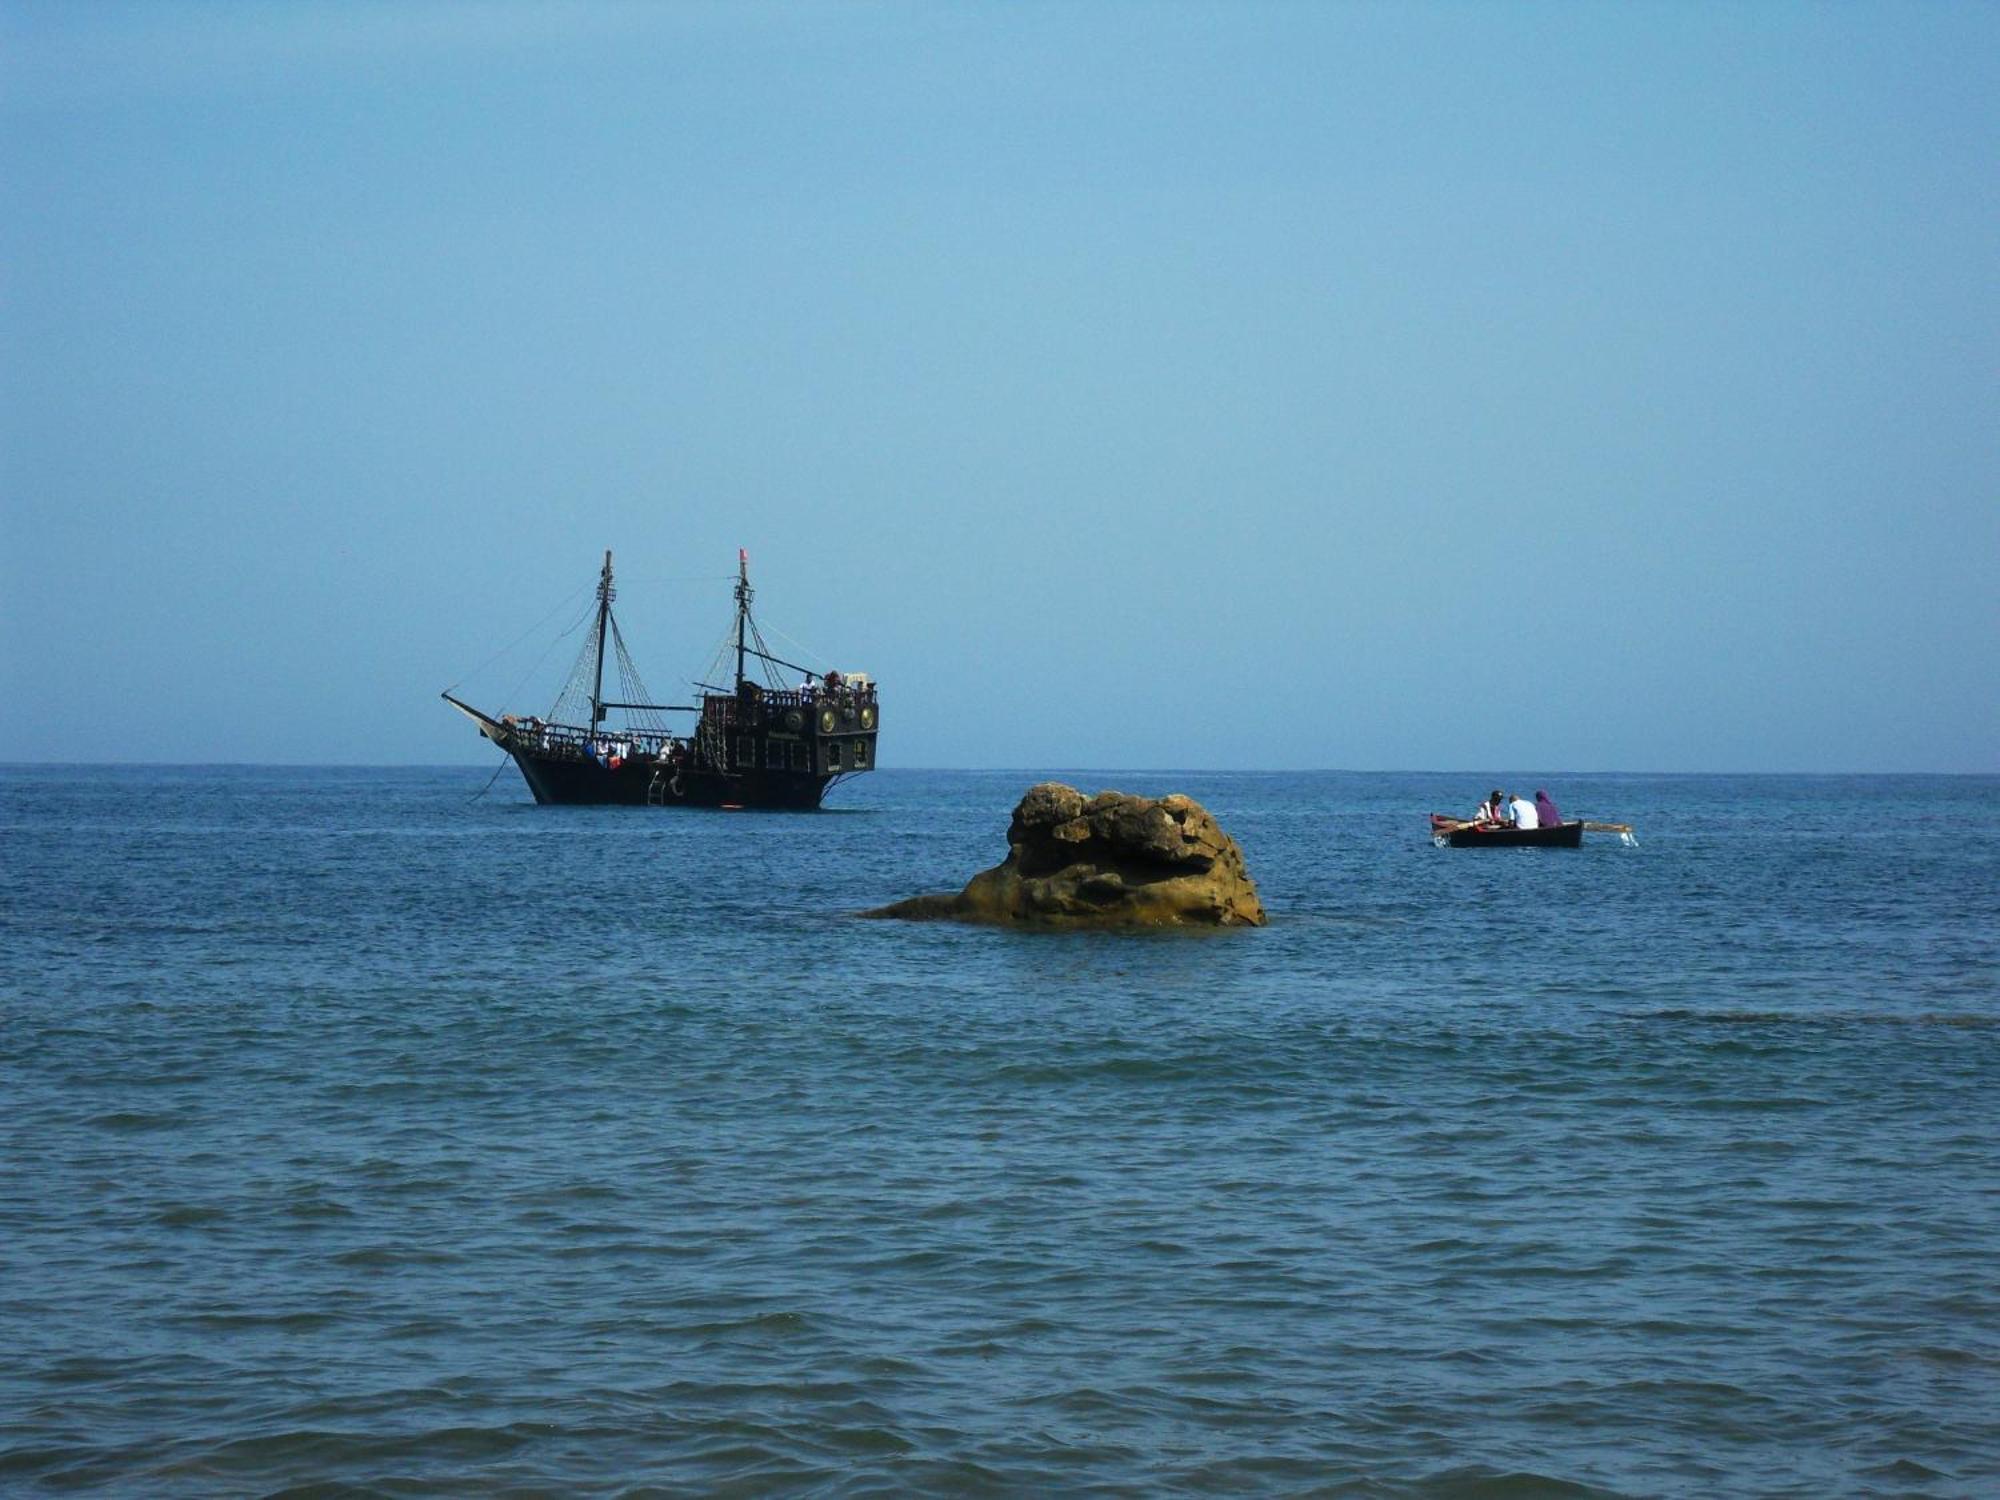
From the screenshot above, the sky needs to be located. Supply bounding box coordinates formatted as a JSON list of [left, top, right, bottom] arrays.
[[2, 1, 1994, 772]]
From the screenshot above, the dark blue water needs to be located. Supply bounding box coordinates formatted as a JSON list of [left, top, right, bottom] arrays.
[[3, 767, 1996, 1498]]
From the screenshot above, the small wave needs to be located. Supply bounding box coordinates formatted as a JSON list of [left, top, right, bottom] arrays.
[[282, 1196, 355, 1221], [1632, 1007, 2000, 1029], [1902, 1345, 1994, 1367], [1413, 1468, 1634, 1499], [1605, 1376, 1766, 1407], [382, 1316, 464, 1339], [666, 1309, 818, 1341], [992, 1054, 1243, 1084], [175, 1309, 342, 1332], [330, 1245, 463, 1269], [548, 1238, 717, 1262], [554, 1218, 644, 1237], [852, 1354, 927, 1378], [85, 1110, 184, 1132], [1859, 1457, 1950, 1481], [163, 1422, 535, 1474], [510, 1182, 626, 1205], [1003, 1383, 1156, 1422], [818, 1423, 915, 1457]]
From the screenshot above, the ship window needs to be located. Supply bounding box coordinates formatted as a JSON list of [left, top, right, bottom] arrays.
[[853, 742, 868, 767], [792, 743, 808, 771], [766, 741, 786, 770], [736, 735, 755, 768], [828, 742, 843, 770]]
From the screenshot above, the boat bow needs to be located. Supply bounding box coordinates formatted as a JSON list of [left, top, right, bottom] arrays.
[[440, 691, 510, 745]]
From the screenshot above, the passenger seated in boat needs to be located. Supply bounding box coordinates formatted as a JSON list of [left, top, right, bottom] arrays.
[[1474, 790, 1510, 826], [1534, 789, 1562, 827], [1509, 793, 1539, 830]]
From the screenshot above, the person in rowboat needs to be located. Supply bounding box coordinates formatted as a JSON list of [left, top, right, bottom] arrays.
[[1509, 791, 1539, 829], [1474, 789, 1511, 826], [1534, 788, 1562, 827]]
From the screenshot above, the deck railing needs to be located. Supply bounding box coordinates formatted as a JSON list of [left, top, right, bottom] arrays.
[[502, 680, 877, 751], [700, 684, 878, 728], [500, 719, 682, 762]]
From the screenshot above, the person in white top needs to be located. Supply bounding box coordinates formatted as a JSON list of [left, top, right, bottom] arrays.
[[1509, 794, 1539, 829]]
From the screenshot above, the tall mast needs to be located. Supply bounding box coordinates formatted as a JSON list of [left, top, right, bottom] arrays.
[[734, 548, 751, 688], [591, 549, 614, 727]]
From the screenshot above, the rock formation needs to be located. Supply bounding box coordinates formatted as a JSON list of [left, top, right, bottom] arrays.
[[866, 782, 1266, 929]]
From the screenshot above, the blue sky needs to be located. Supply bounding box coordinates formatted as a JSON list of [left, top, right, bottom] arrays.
[[3, 1, 1994, 770]]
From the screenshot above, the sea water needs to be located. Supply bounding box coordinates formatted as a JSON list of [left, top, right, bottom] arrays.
[[1, 766, 1995, 1498]]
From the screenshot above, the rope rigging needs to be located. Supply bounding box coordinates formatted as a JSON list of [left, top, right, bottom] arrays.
[[698, 623, 741, 699], [543, 592, 683, 740], [608, 614, 668, 735], [743, 611, 785, 690], [467, 550, 849, 744], [696, 602, 796, 690], [497, 597, 595, 719], [445, 582, 592, 696], [548, 621, 603, 728], [758, 618, 833, 679]]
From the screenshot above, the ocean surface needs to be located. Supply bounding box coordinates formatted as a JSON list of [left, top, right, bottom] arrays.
[[2, 765, 1995, 1499]]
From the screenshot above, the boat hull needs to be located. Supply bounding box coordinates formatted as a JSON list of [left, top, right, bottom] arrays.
[[1430, 815, 1584, 848], [509, 746, 842, 809]]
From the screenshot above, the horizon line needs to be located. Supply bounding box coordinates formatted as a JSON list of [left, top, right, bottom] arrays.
[[2, 761, 1994, 778]]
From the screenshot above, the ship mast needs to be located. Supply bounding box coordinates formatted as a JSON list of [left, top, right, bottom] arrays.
[[590, 549, 614, 726], [733, 548, 751, 688]]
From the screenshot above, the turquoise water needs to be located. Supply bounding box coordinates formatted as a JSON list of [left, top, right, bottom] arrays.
[[2, 767, 1996, 1497]]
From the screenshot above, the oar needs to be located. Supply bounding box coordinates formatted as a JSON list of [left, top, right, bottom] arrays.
[[1582, 821, 1633, 833]]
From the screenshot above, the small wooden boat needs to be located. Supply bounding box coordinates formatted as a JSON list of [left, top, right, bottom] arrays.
[[1430, 814, 1585, 848]]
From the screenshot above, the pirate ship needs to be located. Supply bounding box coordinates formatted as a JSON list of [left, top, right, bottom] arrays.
[[442, 550, 878, 809]]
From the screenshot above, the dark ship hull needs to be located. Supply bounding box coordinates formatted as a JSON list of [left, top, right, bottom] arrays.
[[443, 548, 878, 810], [513, 754, 832, 810]]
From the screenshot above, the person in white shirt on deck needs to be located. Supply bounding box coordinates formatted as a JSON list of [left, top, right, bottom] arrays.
[[1509, 793, 1539, 829]]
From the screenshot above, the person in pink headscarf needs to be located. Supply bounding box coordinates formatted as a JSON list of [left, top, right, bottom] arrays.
[[1534, 788, 1562, 827]]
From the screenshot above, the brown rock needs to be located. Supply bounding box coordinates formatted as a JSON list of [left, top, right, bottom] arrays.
[[863, 782, 1266, 929]]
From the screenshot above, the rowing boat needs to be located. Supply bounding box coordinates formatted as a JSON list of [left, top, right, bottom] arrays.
[[1429, 814, 1585, 848]]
